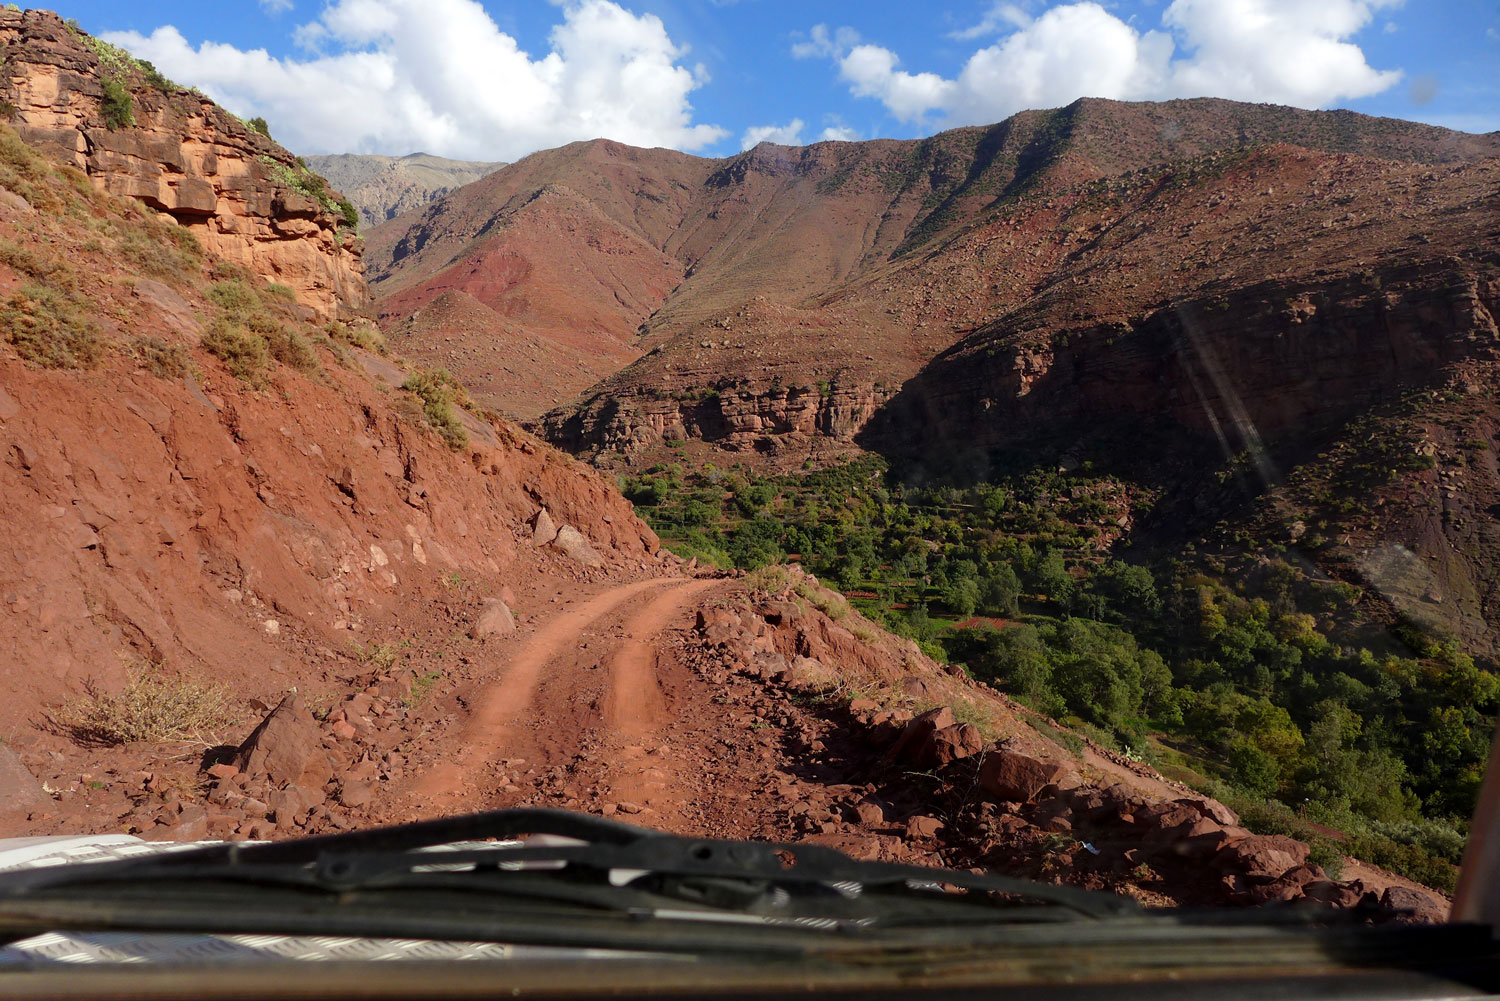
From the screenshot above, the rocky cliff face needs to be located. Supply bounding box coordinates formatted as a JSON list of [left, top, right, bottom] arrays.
[[868, 259, 1500, 468], [0, 9, 366, 318], [544, 378, 896, 462], [304, 153, 505, 230]]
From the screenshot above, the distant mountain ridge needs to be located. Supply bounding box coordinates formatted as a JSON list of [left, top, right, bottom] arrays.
[[305, 152, 506, 230], [363, 97, 1499, 426]]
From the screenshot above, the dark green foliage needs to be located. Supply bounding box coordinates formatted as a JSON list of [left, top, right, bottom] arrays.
[[248, 117, 272, 138], [99, 77, 134, 130], [336, 196, 359, 233], [620, 449, 1495, 890], [137, 60, 176, 92]]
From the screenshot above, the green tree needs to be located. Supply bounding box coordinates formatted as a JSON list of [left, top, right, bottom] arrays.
[[980, 564, 1021, 616]]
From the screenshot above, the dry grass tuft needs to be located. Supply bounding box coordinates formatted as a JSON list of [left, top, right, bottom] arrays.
[[56, 663, 236, 746]]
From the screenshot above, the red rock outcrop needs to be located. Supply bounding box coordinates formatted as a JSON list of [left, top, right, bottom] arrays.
[[0, 9, 366, 318]]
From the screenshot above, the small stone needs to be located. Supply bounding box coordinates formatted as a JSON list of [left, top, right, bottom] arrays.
[[468, 598, 515, 639], [338, 780, 373, 809]]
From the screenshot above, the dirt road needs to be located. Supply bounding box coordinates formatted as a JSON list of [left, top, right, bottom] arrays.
[[408, 577, 718, 809]]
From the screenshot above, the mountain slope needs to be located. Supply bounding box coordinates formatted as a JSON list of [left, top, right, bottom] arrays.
[[304, 152, 506, 230], [367, 97, 1499, 428], [0, 14, 1460, 920]]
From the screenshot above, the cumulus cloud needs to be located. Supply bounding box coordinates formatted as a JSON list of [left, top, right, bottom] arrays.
[[949, 2, 1032, 40], [102, 0, 727, 160], [812, 0, 1402, 127], [818, 124, 859, 141], [741, 118, 805, 148]]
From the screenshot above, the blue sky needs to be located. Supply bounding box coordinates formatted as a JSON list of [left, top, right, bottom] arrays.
[[51, 0, 1500, 162]]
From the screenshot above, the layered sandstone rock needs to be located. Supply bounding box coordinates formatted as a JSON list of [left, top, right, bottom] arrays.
[[0, 9, 366, 317], [542, 379, 895, 458]]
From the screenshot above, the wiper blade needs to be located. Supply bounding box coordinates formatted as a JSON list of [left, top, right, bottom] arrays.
[[0, 809, 1142, 955], [0, 808, 1135, 922]]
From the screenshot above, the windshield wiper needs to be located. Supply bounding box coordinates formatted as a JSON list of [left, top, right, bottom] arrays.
[[0, 808, 1139, 955]]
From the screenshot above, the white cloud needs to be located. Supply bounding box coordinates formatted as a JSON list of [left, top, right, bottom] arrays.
[[791, 24, 860, 59], [741, 118, 804, 148], [102, 0, 727, 160], [813, 0, 1402, 128], [840, 44, 956, 122], [949, 2, 1032, 40], [818, 124, 859, 141], [259, 0, 293, 14]]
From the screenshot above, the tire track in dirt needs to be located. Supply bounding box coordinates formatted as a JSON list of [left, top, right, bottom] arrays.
[[605, 579, 718, 738], [412, 577, 677, 799]]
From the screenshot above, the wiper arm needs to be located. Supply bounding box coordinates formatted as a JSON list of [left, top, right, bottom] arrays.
[[0, 808, 1138, 953]]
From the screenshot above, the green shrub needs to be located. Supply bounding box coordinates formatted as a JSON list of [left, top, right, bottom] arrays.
[[402, 367, 469, 450], [336, 196, 359, 233], [0, 126, 59, 209], [137, 60, 176, 92], [208, 278, 259, 317], [0, 238, 77, 288], [201, 319, 270, 386], [130, 336, 194, 379], [327, 320, 387, 354], [100, 77, 134, 130], [117, 224, 200, 282], [248, 116, 272, 138], [1, 283, 100, 368], [250, 313, 319, 375]]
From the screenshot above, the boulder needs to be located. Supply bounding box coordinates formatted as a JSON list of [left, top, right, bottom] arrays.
[[1380, 886, 1448, 924], [1178, 796, 1240, 828], [468, 597, 515, 639], [551, 525, 602, 567], [232, 694, 334, 792], [1133, 801, 1205, 832], [851, 800, 886, 826], [337, 780, 374, 809], [1246, 863, 1324, 904], [978, 750, 1073, 804], [885, 707, 955, 766], [530, 508, 559, 547], [0, 746, 49, 814], [930, 723, 986, 765], [1213, 834, 1310, 882]]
